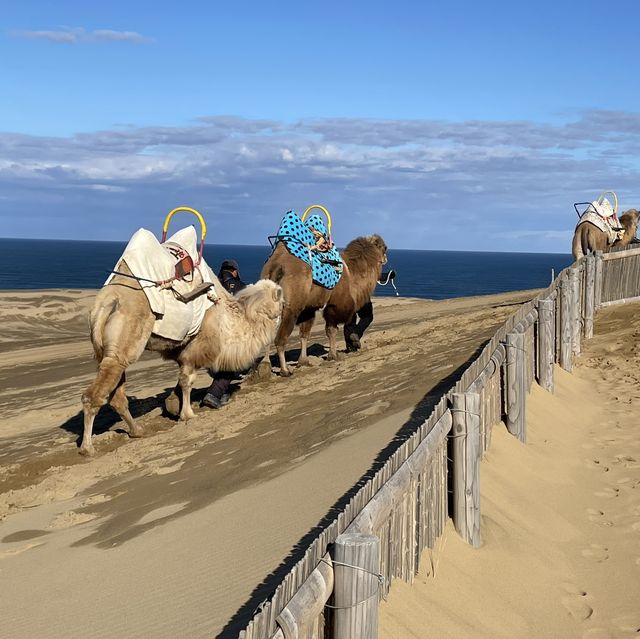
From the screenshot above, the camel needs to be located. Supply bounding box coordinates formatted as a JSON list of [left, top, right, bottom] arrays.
[[572, 209, 640, 260], [323, 235, 388, 360], [80, 264, 283, 456], [260, 234, 387, 375]]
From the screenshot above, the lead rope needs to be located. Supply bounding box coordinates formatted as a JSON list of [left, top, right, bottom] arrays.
[[377, 271, 399, 296]]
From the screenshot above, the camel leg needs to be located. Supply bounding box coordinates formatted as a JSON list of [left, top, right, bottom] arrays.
[[325, 324, 343, 361], [81, 302, 153, 455], [81, 358, 128, 456], [297, 316, 316, 366], [109, 373, 143, 438], [256, 349, 274, 380], [178, 366, 198, 421], [275, 307, 298, 377], [164, 383, 181, 417]]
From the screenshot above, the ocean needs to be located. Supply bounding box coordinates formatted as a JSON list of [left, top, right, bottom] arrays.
[[0, 238, 573, 300]]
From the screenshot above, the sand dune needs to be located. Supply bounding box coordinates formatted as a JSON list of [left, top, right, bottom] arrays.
[[380, 303, 640, 639], [0, 289, 637, 637]]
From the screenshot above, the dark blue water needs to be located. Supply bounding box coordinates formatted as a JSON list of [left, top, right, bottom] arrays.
[[0, 238, 573, 300]]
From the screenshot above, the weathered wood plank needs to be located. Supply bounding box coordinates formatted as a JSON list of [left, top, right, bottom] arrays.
[[450, 392, 481, 547], [559, 278, 572, 372], [594, 251, 603, 310], [536, 297, 554, 393], [276, 554, 333, 639], [346, 411, 451, 535], [583, 255, 596, 339], [601, 245, 640, 260], [331, 533, 380, 639], [569, 267, 581, 355], [505, 331, 526, 442]]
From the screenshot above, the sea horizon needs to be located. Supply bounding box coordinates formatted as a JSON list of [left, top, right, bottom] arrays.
[[0, 237, 574, 299]]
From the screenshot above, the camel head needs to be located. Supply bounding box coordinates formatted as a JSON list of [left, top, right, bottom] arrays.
[[367, 233, 389, 271], [343, 234, 389, 277], [235, 279, 284, 323], [620, 209, 640, 235]]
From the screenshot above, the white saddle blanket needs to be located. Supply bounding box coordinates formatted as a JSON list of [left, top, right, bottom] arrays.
[[105, 226, 217, 341], [576, 210, 620, 245]]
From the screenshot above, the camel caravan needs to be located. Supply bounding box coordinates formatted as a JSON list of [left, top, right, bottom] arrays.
[[81, 205, 388, 455], [572, 190, 640, 259]]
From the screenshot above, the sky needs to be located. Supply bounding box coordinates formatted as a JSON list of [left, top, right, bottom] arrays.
[[1, 0, 639, 252]]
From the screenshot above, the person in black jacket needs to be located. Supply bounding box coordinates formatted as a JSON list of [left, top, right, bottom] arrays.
[[202, 259, 247, 409], [344, 269, 396, 353]]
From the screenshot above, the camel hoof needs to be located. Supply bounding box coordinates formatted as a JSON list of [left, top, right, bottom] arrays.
[[79, 445, 95, 457], [164, 392, 180, 416], [256, 360, 273, 380], [179, 409, 195, 422], [129, 427, 144, 439], [297, 356, 310, 367], [326, 352, 344, 362], [279, 368, 293, 378]]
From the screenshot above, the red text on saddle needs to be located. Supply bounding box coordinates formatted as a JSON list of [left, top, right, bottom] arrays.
[[164, 242, 195, 281]]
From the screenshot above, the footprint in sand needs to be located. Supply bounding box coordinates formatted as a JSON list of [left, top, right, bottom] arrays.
[[581, 544, 609, 562], [584, 459, 610, 472], [585, 509, 614, 527], [0, 542, 44, 559], [594, 487, 620, 499], [613, 613, 640, 633], [614, 455, 640, 469], [561, 585, 593, 622]]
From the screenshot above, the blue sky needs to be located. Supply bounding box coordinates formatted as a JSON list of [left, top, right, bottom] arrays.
[[1, 0, 639, 251]]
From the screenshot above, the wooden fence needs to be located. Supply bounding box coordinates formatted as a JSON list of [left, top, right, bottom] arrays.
[[238, 247, 640, 639]]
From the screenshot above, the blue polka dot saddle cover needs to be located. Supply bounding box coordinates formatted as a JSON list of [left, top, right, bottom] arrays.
[[273, 211, 343, 289]]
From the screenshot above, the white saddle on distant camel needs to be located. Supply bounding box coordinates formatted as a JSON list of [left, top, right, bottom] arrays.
[[576, 197, 622, 245], [106, 226, 218, 341]]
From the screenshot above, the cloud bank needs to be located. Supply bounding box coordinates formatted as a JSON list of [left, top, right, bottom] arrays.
[[1, 111, 639, 252]]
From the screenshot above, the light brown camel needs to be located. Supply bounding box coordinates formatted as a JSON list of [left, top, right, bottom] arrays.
[[260, 234, 387, 375], [572, 209, 640, 260], [81, 264, 283, 456], [323, 235, 388, 360]]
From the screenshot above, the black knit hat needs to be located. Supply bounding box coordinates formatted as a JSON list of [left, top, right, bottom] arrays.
[[220, 259, 239, 272]]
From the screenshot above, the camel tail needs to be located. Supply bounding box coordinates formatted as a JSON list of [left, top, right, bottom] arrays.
[[572, 230, 585, 261], [89, 296, 120, 361]]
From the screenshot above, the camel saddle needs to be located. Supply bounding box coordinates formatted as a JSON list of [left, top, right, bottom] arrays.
[[576, 209, 623, 245], [272, 211, 344, 289], [105, 226, 218, 341], [575, 196, 624, 246]]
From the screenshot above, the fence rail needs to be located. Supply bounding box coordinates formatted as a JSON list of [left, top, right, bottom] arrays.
[[238, 246, 640, 639]]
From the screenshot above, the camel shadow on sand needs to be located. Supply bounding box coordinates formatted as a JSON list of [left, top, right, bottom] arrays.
[[215, 340, 490, 638], [57, 342, 332, 450]]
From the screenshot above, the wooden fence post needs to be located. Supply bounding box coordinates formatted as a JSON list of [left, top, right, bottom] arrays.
[[569, 267, 581, 355], [505, 332, 526, 443], [450, 392, 481, 547], [536, 298, 554, 393], [559, 278, 572, 372], [583, 255, 596, 339], [331, 533, 380, 639], [594, 251, 603, 310]]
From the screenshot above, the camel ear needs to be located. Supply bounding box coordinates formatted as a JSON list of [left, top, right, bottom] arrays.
[[273, 286, 283, 302]]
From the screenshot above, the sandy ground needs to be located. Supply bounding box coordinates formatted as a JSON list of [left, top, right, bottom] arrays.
[[380, 302, 640, 639], [0, 290, 640, 639], [0, 287, 537, 638]]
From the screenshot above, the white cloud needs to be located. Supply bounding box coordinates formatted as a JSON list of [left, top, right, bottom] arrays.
[[12, 27, 152, 44], [1, 112, 639, 250]]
